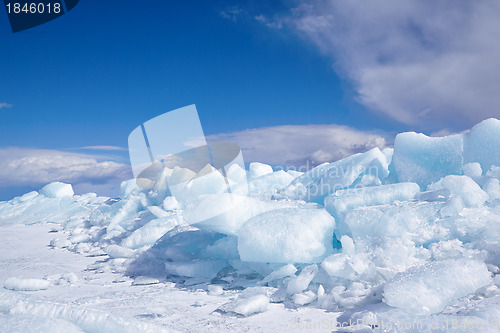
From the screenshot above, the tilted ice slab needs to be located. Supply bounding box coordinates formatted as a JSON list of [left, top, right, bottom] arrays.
[[121, 213, 181, 249], [285, 147, 389, 203]]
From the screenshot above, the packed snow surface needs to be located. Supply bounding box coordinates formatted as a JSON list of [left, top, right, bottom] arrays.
[[4, 278, 50, 291], [1, 118, 500, 332]]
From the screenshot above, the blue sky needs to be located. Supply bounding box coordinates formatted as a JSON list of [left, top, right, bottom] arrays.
[[0, 0, 385, 149], [1, 0, 499, 199]]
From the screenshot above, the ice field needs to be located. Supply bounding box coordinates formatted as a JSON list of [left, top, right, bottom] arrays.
[[1, 118, 500, 332]]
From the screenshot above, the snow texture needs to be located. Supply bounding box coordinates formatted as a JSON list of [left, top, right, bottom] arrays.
[[4, 278, 50, 291]]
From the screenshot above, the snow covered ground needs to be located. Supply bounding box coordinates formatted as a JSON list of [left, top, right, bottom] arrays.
[[1, 118, 500, 332], [0, 224, 340, 332]]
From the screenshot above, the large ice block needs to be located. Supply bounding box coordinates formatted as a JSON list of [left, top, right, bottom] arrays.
[[238, 207, 335, 263]]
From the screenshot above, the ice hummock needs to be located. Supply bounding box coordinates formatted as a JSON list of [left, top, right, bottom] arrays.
[[1, 118, 500, 328]]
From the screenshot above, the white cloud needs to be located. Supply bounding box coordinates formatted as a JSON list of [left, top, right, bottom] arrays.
[[219, 6, 243, 22], [80, 145, 126, 151], [0, 125, 388, 198], [0, 148, 132, 196], [262, 0, 500, 130], [430, 128, 469, 138], [0, 102, 12, 109], [183, 136, 206, 148], [208, 124, 389, 167]]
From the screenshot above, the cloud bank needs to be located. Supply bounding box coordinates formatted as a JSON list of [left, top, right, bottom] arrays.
[[208, 124, 389, 167], [0, 148, 132, 198], [0, 123, 388, 199], [262, 0, 500, 129], [80, 146, 126, 151]]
